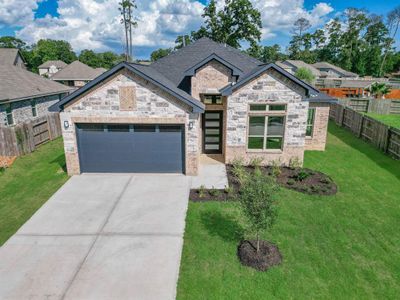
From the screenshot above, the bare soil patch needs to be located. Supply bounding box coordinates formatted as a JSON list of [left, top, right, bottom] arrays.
[[237, 240, 282, 271]]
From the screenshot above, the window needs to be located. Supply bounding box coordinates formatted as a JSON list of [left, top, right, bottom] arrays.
[[4, 104, 13, 126], [31, 100, 37, 117], [203, 94, 222, 105], [107, 124, 130, 132], [306, 108, 315, 137], [249, 104, 286, 112], [134, 125, 156, 132], [248, 115, 285, 150]]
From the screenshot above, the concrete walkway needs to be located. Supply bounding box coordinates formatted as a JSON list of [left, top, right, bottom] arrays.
[[0, 174, 190, 300], [191, 154, 229, 189]]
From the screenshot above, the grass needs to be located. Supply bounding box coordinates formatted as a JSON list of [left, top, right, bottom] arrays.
[[0, 138, 68, 246], [177, 122, 400, 299], [365, 113, 400, 129]]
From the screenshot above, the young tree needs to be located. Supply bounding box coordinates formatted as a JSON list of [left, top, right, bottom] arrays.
[[365, 82, 391, 99], [295, 67, 315, 84], [119, 0, 137, 62], [192, 0, 262, 48], [238, 170, 279, 253]]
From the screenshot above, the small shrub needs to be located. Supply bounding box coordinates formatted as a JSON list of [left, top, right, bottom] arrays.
[[295, 170, 310, 182], [320, 177, 332, 184], [199, 185, 207, 198], [310, 185, 320, 192], [231, 156, 245, 169], [232, 163, 249, 186], [287, 179, 295, 186], [209, 186, 220, 197], [271, 160, 282, 177], [288, 157, 302, 170], [224, 185, 234, 195], [249, 157, 264, 169]]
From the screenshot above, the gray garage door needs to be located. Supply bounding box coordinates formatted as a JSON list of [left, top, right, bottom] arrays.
[[76, 123, 185, 173]]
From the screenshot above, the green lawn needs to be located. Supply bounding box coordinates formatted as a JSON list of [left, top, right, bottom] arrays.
[[366, 113, 400, 129], [0, 138, 68, 246], [177, 122, 400, 299]]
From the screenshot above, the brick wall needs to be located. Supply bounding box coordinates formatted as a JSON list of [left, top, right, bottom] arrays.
[[225, 70, 308, 166], [0, 94, 61, 126], [62, 69, 201, 175], [191, 60, 233, 101], [305, 103, 330, 151]]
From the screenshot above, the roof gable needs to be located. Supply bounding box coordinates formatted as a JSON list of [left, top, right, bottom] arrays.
[[50, 62, 205, 113], [220, 63, 336, 102], [184, 54, 243, 77], [0, 48, 26, 66], [51, 60, 104, 80], [151, 38, 261, 86]]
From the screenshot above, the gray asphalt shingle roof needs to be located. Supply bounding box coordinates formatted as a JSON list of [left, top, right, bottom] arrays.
[[0, 48, 22, 65], [151, 38, 261, 86], [313, 62, 358, 78], [51, 60, 105, 80], [0, 65, 73, 102], [38, 60, 68, 69]]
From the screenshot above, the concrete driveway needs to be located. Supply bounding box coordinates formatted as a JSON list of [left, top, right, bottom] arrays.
[[0, 174, 190, 300]]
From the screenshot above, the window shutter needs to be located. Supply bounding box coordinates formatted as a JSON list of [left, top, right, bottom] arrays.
[[119, 86, 136, 111]]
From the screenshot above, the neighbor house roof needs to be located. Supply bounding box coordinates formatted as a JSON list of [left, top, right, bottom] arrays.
[[151, 37, 260, 86], [281, 60, 322, 77], [0, 65, 73, 102], [0, 48, 26, 66], [51, 60, 106, 81], [340, 80, 377, 88], [38, 60, 68, 69], [50, 62, 205, 113], [313, 62, 358, 78]]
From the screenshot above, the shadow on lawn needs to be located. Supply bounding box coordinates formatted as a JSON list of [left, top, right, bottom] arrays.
[[50, 154, 67, 173], [200, 210, 244, 242], [329, 123, 400, 180]]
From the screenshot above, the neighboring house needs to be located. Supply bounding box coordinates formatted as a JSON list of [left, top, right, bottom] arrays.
[[0, 65, 73, 126], [38, 60, 68, 77], [313, 62, 358, 78], [51, 38, 335, 176], [278, 60, 322, 78], [0, 48, 27, 69], [51, 60, 106, 88]]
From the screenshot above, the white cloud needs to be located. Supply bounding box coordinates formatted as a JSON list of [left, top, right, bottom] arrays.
[[15, 0, 204, 52], [8, 0, 334, 56], [0, 0, 39, 26]]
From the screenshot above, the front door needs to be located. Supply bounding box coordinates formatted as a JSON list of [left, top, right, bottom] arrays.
[[203, 111, 223, 154]]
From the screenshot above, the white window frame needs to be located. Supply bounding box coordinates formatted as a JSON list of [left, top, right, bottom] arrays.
[[31, 99, 38, 117], [4, 104, 14, 126], [306, 108, 316, 137]]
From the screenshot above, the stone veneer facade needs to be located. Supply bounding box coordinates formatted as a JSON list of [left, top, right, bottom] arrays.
[[0, 94, 63, 126], [61, 69, 200, 175], [305, 102, 330, 150], [225, 71, 308, 165]]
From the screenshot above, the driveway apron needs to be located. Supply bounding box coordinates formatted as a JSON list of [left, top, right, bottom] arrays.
[[0, 174, 190, 300]]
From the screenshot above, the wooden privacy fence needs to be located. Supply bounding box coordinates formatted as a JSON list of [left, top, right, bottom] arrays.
[[330, 103, 400, 160], [0, 113, 62, 157], [338, 98, 400, 114]]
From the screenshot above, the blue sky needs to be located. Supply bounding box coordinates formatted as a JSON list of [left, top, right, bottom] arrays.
[[0, 0, 399, 59]]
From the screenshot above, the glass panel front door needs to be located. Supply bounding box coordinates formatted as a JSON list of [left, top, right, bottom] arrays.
[[203, 111, 223, 154]]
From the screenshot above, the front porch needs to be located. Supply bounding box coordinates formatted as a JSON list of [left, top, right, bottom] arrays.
[[190, 154, 228, 189]]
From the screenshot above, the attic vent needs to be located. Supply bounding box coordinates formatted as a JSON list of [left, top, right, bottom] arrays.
[[119, 86, 136, 111]]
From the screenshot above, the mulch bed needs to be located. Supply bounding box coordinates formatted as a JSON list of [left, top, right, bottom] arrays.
[[237, 240, 282, 271], [0, 156, 16, 169], [189, 165, 337, 202]]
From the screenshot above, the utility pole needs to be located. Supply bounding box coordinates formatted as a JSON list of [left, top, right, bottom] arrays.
[[119, 0, 137, 62]]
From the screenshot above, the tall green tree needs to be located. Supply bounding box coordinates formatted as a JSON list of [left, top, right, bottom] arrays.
[[0, 36, 27, 49], [28, 39, 77, 72], [380, 6, 400, 76], [79, 50, 102, 68], [192, 0, 262, 48], [246, 43, 287, 63], [150, 48, 173, 62], [119, 0, 137, 61]]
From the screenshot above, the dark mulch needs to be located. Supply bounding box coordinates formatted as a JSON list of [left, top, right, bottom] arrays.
[[189, 165, 337, 202], [237, 240, 282, 271]]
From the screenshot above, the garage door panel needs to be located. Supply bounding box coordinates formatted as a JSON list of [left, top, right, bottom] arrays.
[[76, 124, 184, 173]]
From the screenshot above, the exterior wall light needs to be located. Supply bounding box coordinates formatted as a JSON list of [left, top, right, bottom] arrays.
[[188, 121, 194, 130], [64, 120, 70, 129]]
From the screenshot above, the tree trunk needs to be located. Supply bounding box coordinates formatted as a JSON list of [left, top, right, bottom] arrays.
[[379, 20, 399, 77]]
